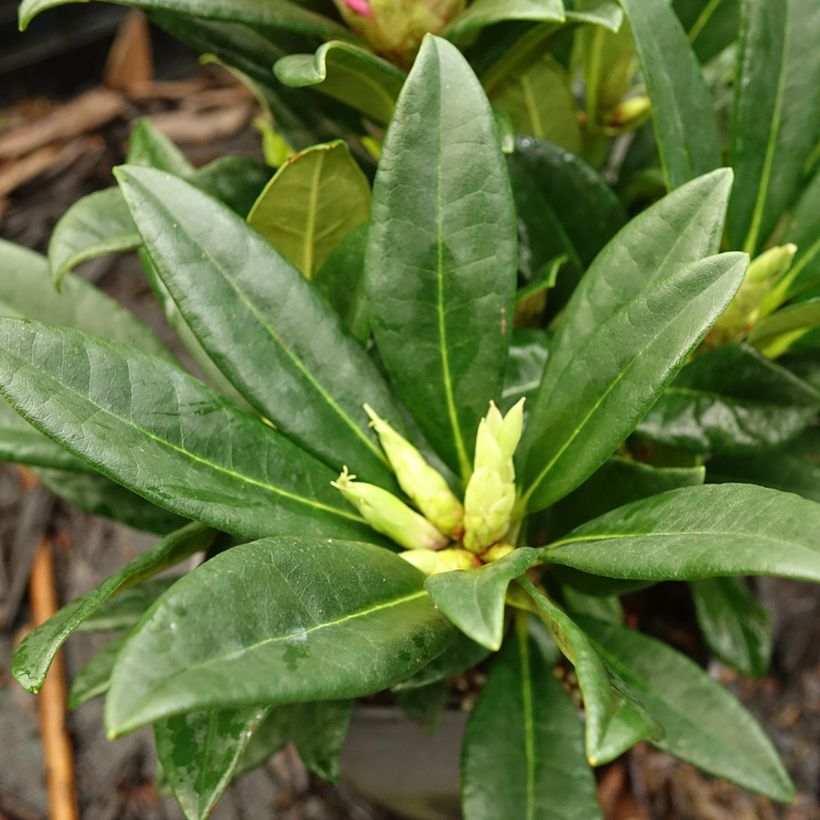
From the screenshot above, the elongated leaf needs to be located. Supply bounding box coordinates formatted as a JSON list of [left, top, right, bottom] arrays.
[[68, 634, 127, 709], [520, 579, 660, 764], [444, 0, 565, 39], [185, 155, 272, 217], [13, 523, 213, 693], [0, 320, 372, 542], [673, 0, 740, 63], [425, 548, 540, 650], [637, 343, 820, 453], [727, 0, 820, 253], [492, 55, 581, 152], [393, 630, 490, 691], [580, 618, 794, 801], [521, 169, 735, 512], [33, 466, 187, 534], [522, 252, 746, 511], [0, 399, 83, 470], [274, 41, 405, 126], [367, 35, 517, 479], [690, 577, 772, 677], [105, 538, 454, 735], [620, 0, 721, 189], [77, 578, 177, 632], [19, 0, 353, 39], [128, 117, 194, 176], [0, 238, 171, 360], [501, 329, 550, 412], [247, 141, 370, 279], [545, 483, 820, 582], [117, 166, 399, 488], [155, 706, 270, 820], [461, 616, 602, 820], [748, 299, 820, 358], [507, 136, 625, 300]]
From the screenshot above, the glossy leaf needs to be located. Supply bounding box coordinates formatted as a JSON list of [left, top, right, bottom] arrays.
[[33, 466, 188, 535], [748, 300, 820, 358], [545, 483, 820, 583], [117, 165, 398, 487], [77, 578, 177, 632], [620, 0, 721, 189], [105, 538, 453, 735], [274, 41, 405, 125], [313, 222, 370, 344], [520, 579, 660, 764], [155, 706, 270, 820], [0, 238, 171, 360], [727, 0, 820, 253], [12, 523, 213, 694], [520, 169, 735, 512], [507, 136, 625, 297], [461, 615, 602, 820], [673, 0, 740, 63], [0, 399, 83, 470], [367, 35, 517, 479], [0, 320, 371, 542], [690, 577, 772, 677], [580, 618, 794, 801], [444, 0, 565, 40], [501, 329, 550, 412], [19, 0, 353, 39], [491, 55, 581, 152], [637, 343, 820, 453], [425, 548, 540, 650], [68, 634, 127, 709], [247, 140, 370, 279]]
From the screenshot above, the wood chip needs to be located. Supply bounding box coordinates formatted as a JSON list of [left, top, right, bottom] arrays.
[[104, 11, 154, 93], [148, 103, 253, 145]]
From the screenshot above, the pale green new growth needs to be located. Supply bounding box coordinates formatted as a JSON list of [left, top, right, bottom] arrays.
[[400, 546, 479, 575]]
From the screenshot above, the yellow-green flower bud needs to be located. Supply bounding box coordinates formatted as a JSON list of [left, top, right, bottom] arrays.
[[364, 404, 464, 537], [483, 543, 515, 563], [711, 244, 797, 344], [463, 400, 525, 553], [399, 547, 479, 575], [332, 467, 449, 550]]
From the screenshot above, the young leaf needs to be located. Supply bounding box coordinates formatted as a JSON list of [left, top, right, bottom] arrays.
[[424, 548, 540, 650], [68, 634, 128, 709], [690, 577, 772, 678], [105, 538, 454, 735], [155, 706, 270, 820], [367, 35, 517, 479], [727, 0, 820, 253], [12, 523, 213, 694], [274, 41, 406, 126], [444, 0, 565, 40], [461, 616, 602, 820], [748, 300, 820, 358], [520, 169, 735, 512], [637, 343, 820, 453], [117, 165, 399, 489], [19, 0, 353, 40], [520, 579, 660, 764], [620, 0, 721, 189], [545, 483, 820, 583], [580, 617, 794, 802], [247, 141, 370, 279], [0, 320, 372, 542]]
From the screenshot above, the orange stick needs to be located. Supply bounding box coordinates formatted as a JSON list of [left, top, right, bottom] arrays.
[[29, 539, 80, 820]]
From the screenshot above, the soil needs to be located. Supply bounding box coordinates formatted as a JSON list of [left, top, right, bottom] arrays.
[[0, 17, 818, 820]]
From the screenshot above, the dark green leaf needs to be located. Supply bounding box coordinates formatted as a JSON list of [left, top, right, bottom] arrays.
[[367, 35, 517, 479], [561, 585, 623, 624], [68, 635, 127, 709], [274, 41, 405, 126], [247, 140, 370, 279], [105, 538, 454, 735], [501, 329, 550, 412], [461, 615, 602, 820], [117, 165, 399, 488], [580, 617, 794, 801], [19, 0, 353, 40], [520, 579, 661, 764], [637, 343, 820, 453], [727, 0, 820, 253], [545, 483, 820, 583], [444, 0, 565, 40], [77, 578, 178, 632], [395, 680, 448, 734], [521, 169, 735, 512], [183, 155, 271, 217], [127, 117, 194, 176], [393, 630, 490, 691], [690, 577, 772, 677], [0, 320, 372, 542], [12, 523, 213, 693], [620, 0, 722, 188], [673, 0, 740, 63], [155, 706, 270, 820], [425, 548, 539, 651], [0, 399, 83, 470]]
